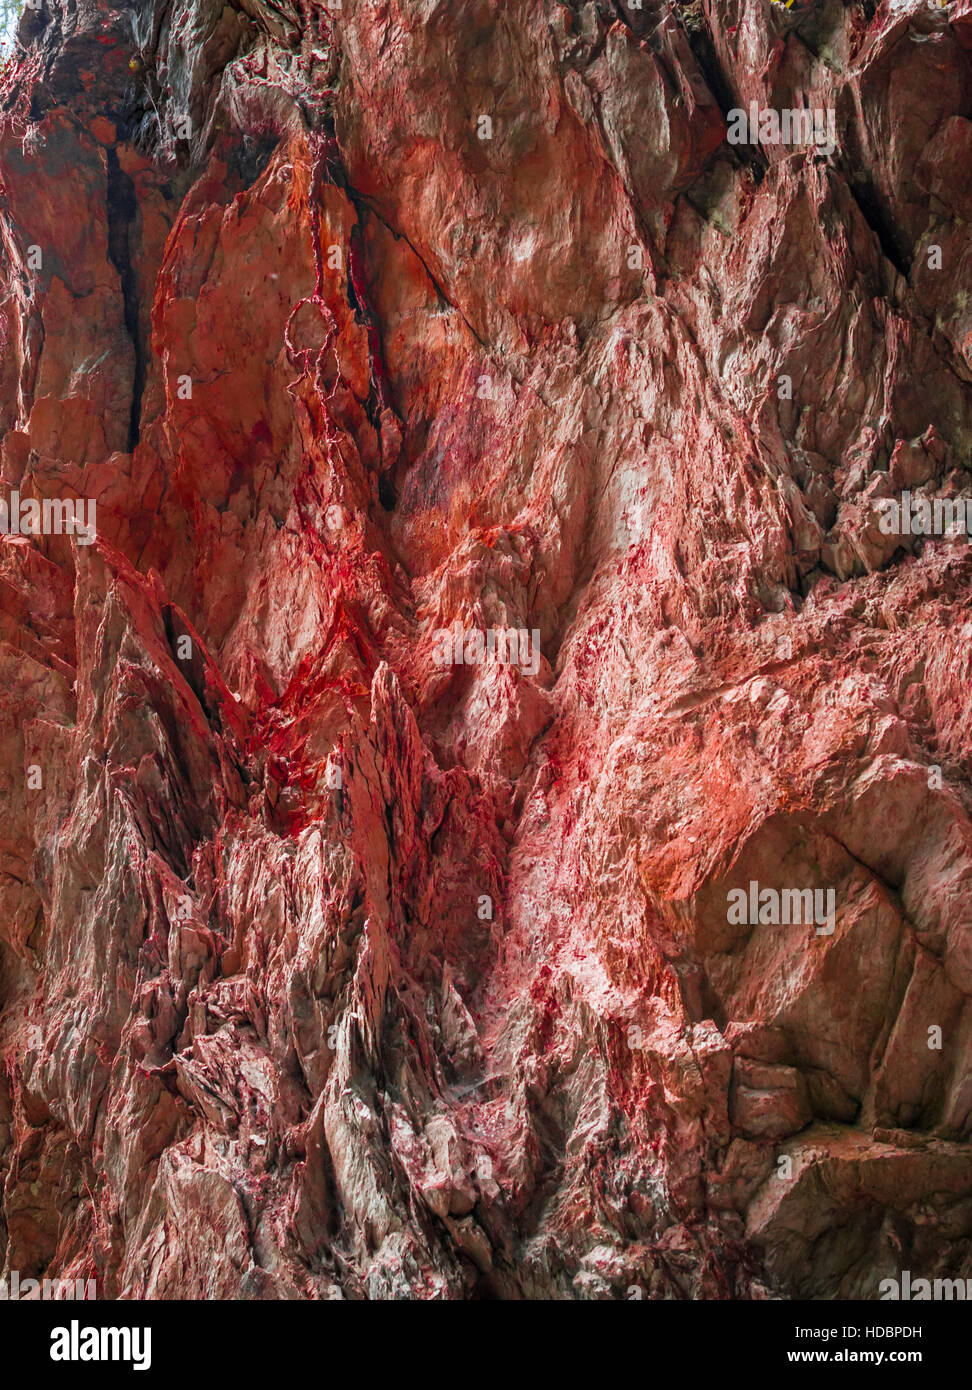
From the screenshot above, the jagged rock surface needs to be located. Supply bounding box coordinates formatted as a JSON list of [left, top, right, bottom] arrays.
[[0, 0, 971, 1299]]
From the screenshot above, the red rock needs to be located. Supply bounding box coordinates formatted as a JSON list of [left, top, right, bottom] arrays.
[[0, 0, 969, 1303]]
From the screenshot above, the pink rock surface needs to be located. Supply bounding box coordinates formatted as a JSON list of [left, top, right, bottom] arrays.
[[0, 0, 970, 1299]]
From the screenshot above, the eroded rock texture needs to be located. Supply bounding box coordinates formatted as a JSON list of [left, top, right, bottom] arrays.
[[0, 0, 970, 1300]]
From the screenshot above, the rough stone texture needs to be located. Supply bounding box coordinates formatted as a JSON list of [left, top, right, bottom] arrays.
[[0, 0, 970, 1300]]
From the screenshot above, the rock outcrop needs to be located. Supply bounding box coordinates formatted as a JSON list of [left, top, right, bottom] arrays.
[[0, 0, 970, 1299]]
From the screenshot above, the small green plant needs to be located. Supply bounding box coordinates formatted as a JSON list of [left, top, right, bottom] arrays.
[[676, 0, 706, 32]]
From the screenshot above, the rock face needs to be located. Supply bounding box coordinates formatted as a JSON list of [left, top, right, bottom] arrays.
[[0, 0, 970, 1301]]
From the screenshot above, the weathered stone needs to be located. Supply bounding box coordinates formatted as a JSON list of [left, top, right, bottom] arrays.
[[0, 0, 970, 1302]]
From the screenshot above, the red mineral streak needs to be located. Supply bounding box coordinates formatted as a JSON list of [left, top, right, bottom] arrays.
[[0, 0, 970, 1303]]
